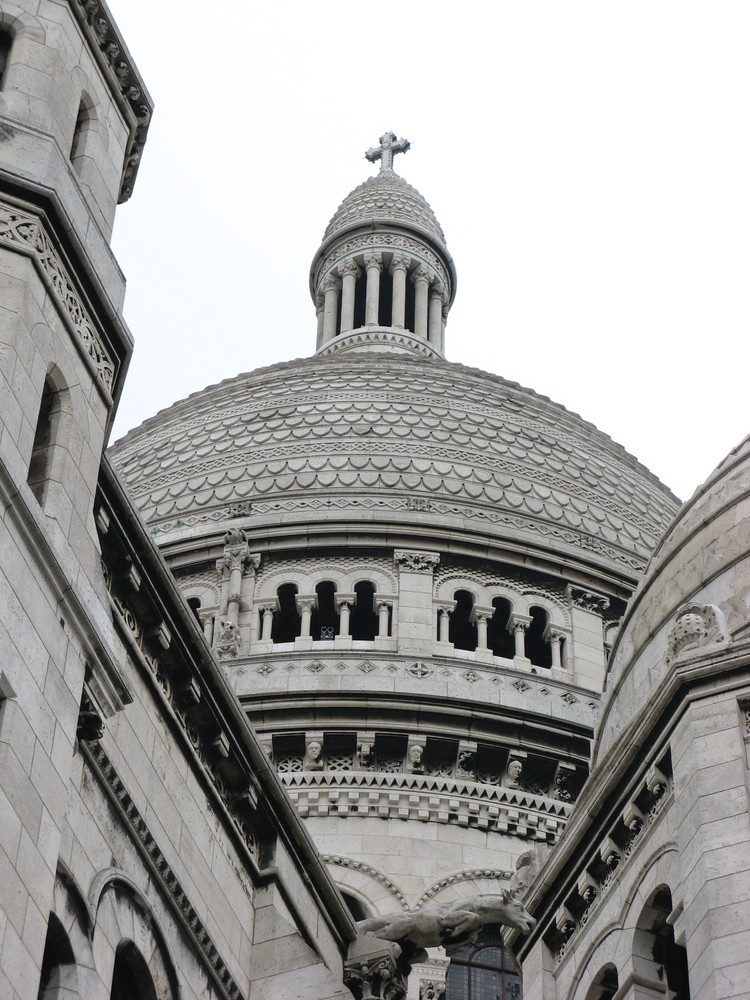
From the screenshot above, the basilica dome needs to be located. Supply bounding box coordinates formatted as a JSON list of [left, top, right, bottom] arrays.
[[110, 351, 677, 589], [596, 433, 750, 759]]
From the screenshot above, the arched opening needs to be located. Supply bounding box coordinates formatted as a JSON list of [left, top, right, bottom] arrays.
[[0, 27, 13, 89], [445, 924, 522, 999], [449, 590, 477, 651], [340, 890, 371, 921], [524, 606, 552, 668], [186, 596, 202, 624], [311, 581, 338, 640], [633, 886, 690, 999], [271, 583, 301, 642], [487, 597, 515, 658], [110, 940, 157, 1000], [404, 271, 416, 333], [70, 94, 96, 168], [37, 912, 77, 999], [27, 368, 69, 507], [584, 963, 619, 1000], [350, 581, 377, 640], [378, 268, 393, 326], [353, 272, 367, 329]]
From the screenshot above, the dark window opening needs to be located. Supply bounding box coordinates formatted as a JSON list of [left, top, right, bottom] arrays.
[[404, 272, 416, 332], [0, 29, 12, 89], [110, 941, 157, 1000], [341, 890, 370, 922], [312, 581, 338, 640], [335, 286, 343, 336], [350, 581, 377, 640], [449, 590, 477, 651], [445, 924, 522, 1000], [272, 583, 301, 642], [586, 964, 619, 1000], [353, 272, 366, 329], [28, 373, 65, 506], [487, 597, 515, 658], [378, 268, 393, 326], [187, 597, 202, 624], [38, 913, 75, 999], [525, 606, 552, 668]]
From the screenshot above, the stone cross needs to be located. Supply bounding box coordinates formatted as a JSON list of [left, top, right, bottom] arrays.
[[366, 131, 410, 172]]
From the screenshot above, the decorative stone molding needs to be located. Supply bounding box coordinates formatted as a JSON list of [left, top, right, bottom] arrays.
[[318, 327, 443, 359], [394, 550, 440, 573], [320, 232, 451, 292], [215, 619, 240, 659], [72, 0, 153, 202], [389, 254, 412, 275], [0, 203, 115, 391], [345, 937, 407, 1000], [566, 586, 611, 614], [283, 770, 571, 843], [323, 855, 409, 911], [338, 260, 361, 278], [82, 741, 243, 1000], [415, 869, 514, 908], [545, 753, 672, 964], [666, 602, 729, 664]]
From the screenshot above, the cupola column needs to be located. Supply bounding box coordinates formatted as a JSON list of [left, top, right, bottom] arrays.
[[337, 595, 355, 638], [322, 274, 341, 342], [377, 600, 391, 637], [429, 283, 444, 350], [339, 261, 360, 333], [364, 253, 382, 325], [297, 596, 315, 639], [390, 255, 410, 329], [315, 294, 325, 350], [412, 267, 430, 340]]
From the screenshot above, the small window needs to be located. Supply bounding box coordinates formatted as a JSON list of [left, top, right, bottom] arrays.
[[110, 941, 157, 1000], [311, 581, 338, 640], [445, 924, 522, 999], [350, 581, 377, 640], [272, 583, 301, 642], [487, 597, 515, 658], [27, 369, 68, 507], [0, 28, 13, 90], [524, 606, 552, 668], [449, 590, 477, 651]]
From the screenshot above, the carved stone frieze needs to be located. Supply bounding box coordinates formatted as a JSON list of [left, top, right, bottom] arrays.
[[394, 550, 440, 573], [0, 204, 115, 391]]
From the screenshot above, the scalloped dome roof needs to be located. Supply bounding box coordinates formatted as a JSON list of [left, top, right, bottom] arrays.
[[110, 354, 678, 581], [596, 433, 750, 760], [322, 169, 447, 246]]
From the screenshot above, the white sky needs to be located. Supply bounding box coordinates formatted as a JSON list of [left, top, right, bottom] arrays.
[[107, 1, 750, 502]]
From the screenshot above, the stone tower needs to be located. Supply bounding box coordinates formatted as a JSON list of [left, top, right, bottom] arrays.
[[0, 0, 150, 989], [111, 135, 680, 995]]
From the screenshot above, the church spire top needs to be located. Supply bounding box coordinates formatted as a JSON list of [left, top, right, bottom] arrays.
[[365, 131, 411, 173]]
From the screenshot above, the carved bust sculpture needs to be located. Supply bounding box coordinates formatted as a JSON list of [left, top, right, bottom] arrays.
[[306, 740, 323, 770], [506, 759, 523, 786]]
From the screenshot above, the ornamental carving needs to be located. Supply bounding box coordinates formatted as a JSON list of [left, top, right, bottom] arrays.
[[395, 550, 440, 573], [215, 619, 240, 659], [0, 204, 115, 391], [666, 602, 729, 663], [567, 586, 611, 614]]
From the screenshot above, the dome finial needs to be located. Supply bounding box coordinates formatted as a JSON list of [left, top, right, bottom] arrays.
[[365, 131, 411, 173]]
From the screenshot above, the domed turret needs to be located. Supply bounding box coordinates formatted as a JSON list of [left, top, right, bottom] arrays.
[[310, 132, 456, 358]]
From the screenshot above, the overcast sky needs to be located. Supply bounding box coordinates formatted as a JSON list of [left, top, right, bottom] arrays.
[[106, 1, 750, 502]]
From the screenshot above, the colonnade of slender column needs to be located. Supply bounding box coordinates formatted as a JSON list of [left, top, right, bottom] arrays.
[[319, 253, 447, 348]]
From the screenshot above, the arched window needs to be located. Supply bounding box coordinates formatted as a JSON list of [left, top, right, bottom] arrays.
[[186, 596, 202, 623], [633, 886, 690, 999], [70, 95, 95, 170], [584, 964, 619, 1000], [37, 912, 77, 999], [27, 368, 69, 507], [487, 597, 515, 658], [0, 27, 13, 89], [110, 940, 157, 1000], [350, 581, 377, 640], [311, 581, 338, 640], [449, 590, 477, 651], [524, 606, 552, 668], [445, 924, 522, 999], [340, 890, 371, 922], [272, 583, 301, 642]]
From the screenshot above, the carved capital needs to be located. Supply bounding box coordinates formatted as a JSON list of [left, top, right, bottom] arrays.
[[394, 549, 440, 573], [295, 595, 316, 614], [337, 593, 356, 610], [430, 280, 445, 300], [345, 936, 407, 1000], [507, 613, 532, 634], [471, 605, 494, 624], [410, 265, 431, 285], [567, 585, 610, 614], [321, 273, 342, 294], [364, 252, 383, 271], [389, 254, 411, 275], [544, 623, 571, 642], [338, 259, 361, 279]]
